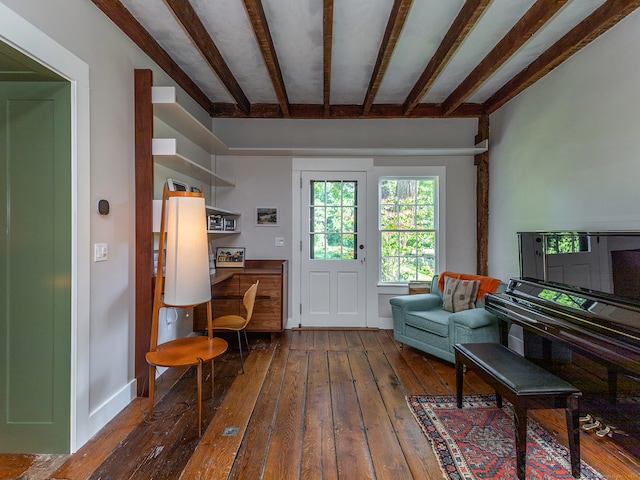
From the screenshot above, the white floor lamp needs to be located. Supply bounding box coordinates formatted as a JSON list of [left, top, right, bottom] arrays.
[[146, 182, 227, 435]]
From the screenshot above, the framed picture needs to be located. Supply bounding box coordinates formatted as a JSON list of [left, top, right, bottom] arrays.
[[167, 178, 189, 192], [215, 247, 245, 268], [256, 207, 278, 226]]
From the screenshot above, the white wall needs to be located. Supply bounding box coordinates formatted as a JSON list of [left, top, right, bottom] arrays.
[[212, 155, 294, 260], [488, 8, 640, 284], [212, 117, 479, 150]]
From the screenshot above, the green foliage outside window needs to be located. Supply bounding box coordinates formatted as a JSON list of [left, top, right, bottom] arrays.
[[379, 178, 437, 282], [310, 180, 357, 260]]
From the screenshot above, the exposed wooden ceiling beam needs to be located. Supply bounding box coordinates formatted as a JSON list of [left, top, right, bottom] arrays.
[[165, 0, 250, 116], [211, 102, 482, 118], [243, 0, 290, 118], [323, 0, 334, 117], [485, 0, 640, 114], [90, 0, 211, 112], [402, 0, 491, 116], [362, 0, 413, 116], [442, 0, 569, 116]]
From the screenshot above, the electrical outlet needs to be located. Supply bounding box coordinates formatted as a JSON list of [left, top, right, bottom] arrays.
[[275, 237, 285, 247]]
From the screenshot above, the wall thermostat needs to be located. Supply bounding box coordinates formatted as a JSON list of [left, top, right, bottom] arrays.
[[97, 199, 110, 215]]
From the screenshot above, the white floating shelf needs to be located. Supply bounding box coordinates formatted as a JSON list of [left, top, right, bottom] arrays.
[[223, 139, 490, 157], [207, 230, 240, 235], [152, 86, 225, 154], [153, 138, 235, 187], [205, 205, 240, 216]]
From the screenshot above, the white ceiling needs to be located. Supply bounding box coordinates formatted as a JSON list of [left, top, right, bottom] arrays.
[[113, 0, 616, 112]]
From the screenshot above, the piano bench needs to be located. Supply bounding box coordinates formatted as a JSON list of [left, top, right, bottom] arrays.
[[453, 342, 582, 480]]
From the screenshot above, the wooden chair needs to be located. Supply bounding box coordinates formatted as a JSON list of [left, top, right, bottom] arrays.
[[210, 281, 259, 373]]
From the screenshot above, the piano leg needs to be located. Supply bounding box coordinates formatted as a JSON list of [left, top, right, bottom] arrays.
[[542, 337, 553, 363], [565, 393, 581, 479], [499, 320, 510, 346]]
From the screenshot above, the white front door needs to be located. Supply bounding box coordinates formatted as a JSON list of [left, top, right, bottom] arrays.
[[300, 172, 367, 327]]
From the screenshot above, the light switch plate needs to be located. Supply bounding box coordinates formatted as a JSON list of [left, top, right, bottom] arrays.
[[275, 237, 285, 247], [94, 243, 108, 262]]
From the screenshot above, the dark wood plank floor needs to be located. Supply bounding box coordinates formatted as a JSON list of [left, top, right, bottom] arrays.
[[4, 330, 640, 479]]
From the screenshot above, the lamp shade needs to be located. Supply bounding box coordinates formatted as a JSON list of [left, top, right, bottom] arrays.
[[163, 195, 211, 306]]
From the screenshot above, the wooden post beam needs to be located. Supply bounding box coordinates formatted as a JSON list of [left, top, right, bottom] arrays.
[[475, 114, 489, 276]]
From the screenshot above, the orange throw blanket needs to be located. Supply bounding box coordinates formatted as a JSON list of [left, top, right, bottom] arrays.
[[437, 271, 502, 300]]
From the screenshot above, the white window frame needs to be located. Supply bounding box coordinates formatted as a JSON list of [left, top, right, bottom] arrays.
[[372, 167, 445, 287]]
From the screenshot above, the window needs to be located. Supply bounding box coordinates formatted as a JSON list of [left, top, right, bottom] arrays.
[[310, 180, 358, 260], [379, 177, 437, 283]]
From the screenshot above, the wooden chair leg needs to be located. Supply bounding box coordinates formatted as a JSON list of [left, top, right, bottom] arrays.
[[197, 359, 203, 436]]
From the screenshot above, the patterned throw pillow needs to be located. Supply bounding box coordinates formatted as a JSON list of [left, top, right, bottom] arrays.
[[442, 277, 480, 312]]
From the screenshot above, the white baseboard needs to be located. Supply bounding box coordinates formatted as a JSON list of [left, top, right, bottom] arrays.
[[377, 316, 393, 329], [86, 379, 137, 441]]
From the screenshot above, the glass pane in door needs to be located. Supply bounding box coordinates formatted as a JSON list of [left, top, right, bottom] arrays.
[[309, 180, 358, 260]]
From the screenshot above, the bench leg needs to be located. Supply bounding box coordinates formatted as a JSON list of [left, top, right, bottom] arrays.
[[566, 394, 581, 478], [514, 405, 527, 480], [455, 352, 463, 408]]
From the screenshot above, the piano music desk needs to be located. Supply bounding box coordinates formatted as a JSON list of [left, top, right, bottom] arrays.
[[454, 342, 582, 480]]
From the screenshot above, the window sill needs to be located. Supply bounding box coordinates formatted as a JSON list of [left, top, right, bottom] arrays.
[[377, 284, 409, 295]]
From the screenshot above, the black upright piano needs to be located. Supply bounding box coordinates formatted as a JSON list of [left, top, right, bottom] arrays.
[[486, 276, 640, 453]]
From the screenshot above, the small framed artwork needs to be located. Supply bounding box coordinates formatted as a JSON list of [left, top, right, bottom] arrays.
[[256, 207, 278, 226], [215, 247, 245, 268], [167, 178, 189, 192]]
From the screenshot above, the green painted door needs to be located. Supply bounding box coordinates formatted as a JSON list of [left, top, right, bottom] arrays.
[[0, 81, 72, 453]]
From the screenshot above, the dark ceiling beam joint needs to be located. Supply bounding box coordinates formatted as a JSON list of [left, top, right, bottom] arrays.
[[362, 0, 413, 116], [442, 0, 569, 116], [243, 0, 290, 118], [210, 102, 483, 119], [402, 0, 491, 116], [484, 0, 640, 114], [90, 0, 212, 113], [165, 0, 250, 116]]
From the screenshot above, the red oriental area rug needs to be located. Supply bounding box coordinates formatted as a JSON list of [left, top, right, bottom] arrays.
[[406, 394, 604, 480]]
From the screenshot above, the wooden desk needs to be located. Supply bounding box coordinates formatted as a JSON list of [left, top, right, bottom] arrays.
[[194, 260, 288, 334]]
